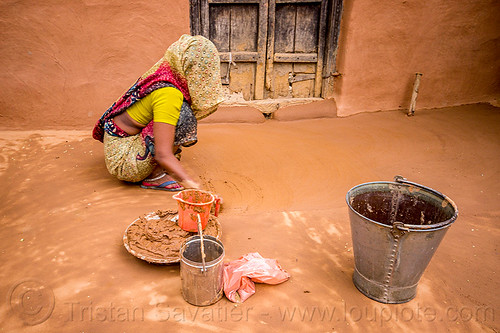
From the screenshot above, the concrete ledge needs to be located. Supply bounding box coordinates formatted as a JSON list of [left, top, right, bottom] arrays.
[[200, 105, 266, 123], [273, 98, 337, 121]]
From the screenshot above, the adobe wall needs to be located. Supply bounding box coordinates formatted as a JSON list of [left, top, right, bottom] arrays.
[[334, 0, 500, 116], [0, 1, 498, 128], [0, 1, 190, 129]]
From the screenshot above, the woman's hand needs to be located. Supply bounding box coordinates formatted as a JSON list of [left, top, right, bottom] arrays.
[[182, 179, 201, 189]]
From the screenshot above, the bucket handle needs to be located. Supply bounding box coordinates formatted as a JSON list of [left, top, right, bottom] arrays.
[[213, 194, 222, 217], [394, 175, 446, 198], [173, 191, 222, 217], [393, 175, 459, 230]]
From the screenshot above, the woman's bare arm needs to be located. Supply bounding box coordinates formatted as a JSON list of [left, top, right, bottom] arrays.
[[153, 122, 200, 188]]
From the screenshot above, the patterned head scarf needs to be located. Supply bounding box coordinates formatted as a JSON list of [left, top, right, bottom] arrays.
[[142, 34, 225, 120], [93, 35, 224, 142]]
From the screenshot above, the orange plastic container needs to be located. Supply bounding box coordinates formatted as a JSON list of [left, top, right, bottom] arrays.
[[172, 190, 221, 232]]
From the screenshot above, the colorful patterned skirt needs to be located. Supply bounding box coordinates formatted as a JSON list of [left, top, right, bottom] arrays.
[[103, 121, 156, 182]]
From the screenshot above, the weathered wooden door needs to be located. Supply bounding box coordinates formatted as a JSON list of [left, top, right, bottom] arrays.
[[190, 0, 342, 100]]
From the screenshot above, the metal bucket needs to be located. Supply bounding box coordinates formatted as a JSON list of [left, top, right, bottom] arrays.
[[346, 176, 458, 304], [180, 235, 225, 306]]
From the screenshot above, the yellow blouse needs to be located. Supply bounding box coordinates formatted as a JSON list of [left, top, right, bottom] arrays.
[[126, 87, 183, 126]]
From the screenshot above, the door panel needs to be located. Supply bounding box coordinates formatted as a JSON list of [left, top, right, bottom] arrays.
[[292, 4, 320, 53], [208, 5, 230, 52], [274, 4, 295, 53]]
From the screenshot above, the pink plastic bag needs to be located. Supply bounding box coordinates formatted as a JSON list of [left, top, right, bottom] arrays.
[[223, 252, 290, 303]]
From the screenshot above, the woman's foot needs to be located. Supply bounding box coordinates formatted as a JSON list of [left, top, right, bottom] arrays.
[[140, 172, 184, 191]]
